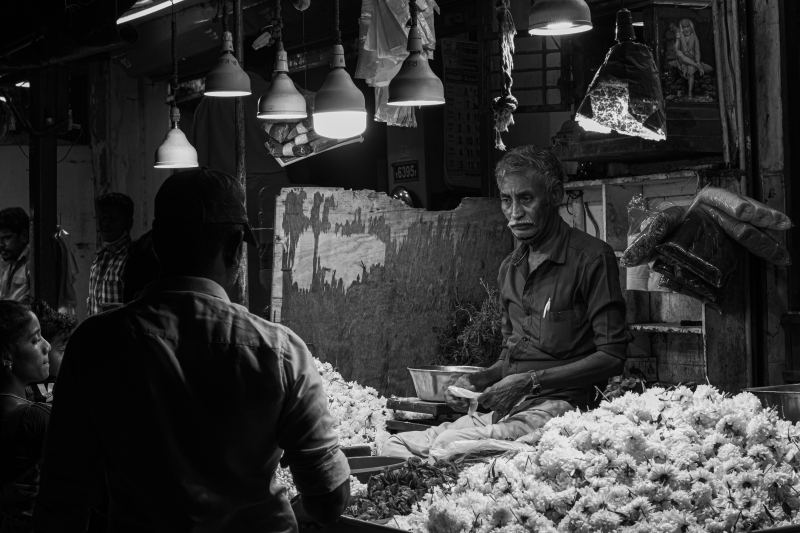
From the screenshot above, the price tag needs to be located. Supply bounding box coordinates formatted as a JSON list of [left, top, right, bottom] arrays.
[[392, 160, 419, 183]]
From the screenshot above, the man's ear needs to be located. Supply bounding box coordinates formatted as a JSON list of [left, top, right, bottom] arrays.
[[223, 229, 245, 270], [550, 182, 565, 207]]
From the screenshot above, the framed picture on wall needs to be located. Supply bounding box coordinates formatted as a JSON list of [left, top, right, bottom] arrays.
[[654, 5, 717, 104]]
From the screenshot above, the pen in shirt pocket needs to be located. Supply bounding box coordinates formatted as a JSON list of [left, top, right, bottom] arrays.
[[542, 297, 551, 319]]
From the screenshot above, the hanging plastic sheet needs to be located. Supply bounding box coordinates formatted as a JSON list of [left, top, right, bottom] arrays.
[[356, 0, 439, 126]]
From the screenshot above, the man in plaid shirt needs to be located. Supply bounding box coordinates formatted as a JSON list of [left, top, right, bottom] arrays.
[[87, 193, 133, 316]]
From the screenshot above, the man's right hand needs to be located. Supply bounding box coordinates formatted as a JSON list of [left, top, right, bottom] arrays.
[[444, 375, 478, 413]]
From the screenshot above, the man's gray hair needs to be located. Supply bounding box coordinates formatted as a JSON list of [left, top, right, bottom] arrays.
[[494, 146, 567, 194]]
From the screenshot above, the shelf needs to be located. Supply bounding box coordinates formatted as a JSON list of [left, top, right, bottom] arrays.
[[629, 322, 703, 335], [564, 170, 700, 190]]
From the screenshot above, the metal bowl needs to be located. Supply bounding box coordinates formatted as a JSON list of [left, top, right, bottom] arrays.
[[407, 365, 484, 402], [744, 384, 800, 422]]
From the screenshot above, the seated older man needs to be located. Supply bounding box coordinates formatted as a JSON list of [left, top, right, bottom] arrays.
[[383, 146, 630, 458]]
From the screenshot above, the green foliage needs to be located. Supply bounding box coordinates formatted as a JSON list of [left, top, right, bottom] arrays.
[[434, 279, 504, 368]]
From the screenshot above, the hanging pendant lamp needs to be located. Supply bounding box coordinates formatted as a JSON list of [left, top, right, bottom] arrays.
[[154, 4, 199, 169], [387, 1, 444, 107], [312, 0, 367, 139], [575, 8, 666, 141], [529, 0, 592, 36], [155, 106, 199, 168], [257, 0, 307, 120], [205, 30, 252, 97]]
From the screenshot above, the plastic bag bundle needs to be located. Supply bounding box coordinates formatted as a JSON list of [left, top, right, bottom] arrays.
[[373, 87, 417, 127], [695, 186, 793, 230], [621, 202, 686, 267], [698, 203, 791, 266], [655, 208, 738, 289], [652, 258, 720, 306], [357, 0, 439, 127]]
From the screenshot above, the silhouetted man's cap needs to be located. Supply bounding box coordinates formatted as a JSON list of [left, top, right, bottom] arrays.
[[154, 168, 256, 245]]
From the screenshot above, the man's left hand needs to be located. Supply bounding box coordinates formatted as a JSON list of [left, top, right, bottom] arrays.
[[478, 373, 536, 416]]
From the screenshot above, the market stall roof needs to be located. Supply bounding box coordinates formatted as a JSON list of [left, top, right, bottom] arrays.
[[0, 0, 361, 84]]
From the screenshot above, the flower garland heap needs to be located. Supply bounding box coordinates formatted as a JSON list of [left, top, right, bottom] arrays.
[[275, 358, 393, 497], [313, 358, 392, 452], [400, 385, 800, 533]]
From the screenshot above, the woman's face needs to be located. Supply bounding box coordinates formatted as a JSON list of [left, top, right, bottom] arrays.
[[10, 312, 51, 384]]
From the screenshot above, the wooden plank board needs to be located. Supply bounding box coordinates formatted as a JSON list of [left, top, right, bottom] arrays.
[[271, 188, 513, 397], [386, 397, 456, 416], [653, 333, 706, 385]]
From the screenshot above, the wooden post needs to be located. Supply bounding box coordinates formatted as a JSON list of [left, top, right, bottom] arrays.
[[29, 67, 62, 307], [233, 0, 248, 307]]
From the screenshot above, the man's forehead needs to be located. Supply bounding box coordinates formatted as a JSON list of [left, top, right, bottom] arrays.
[[497, 172, 548, 191]]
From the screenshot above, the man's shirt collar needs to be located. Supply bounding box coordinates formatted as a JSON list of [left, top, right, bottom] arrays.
[[146, 276, 231, 303], [100, 234, 131, 254]]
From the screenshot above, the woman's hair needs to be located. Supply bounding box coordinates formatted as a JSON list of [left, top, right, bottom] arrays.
[[0, 300, 32, 358], [494, 145, 567, 197], [30, 301, 77, 342]]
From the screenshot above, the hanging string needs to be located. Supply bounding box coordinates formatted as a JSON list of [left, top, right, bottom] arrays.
[[334, 0, 341, 45], [170, 0, 180, 127], [275, 0, 283, 50], [171, 0, 178, 93], [492, 0, 517, 151], [220, 0, 228, 35]]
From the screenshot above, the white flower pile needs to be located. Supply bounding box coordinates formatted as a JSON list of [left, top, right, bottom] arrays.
[[275, 358, 393, 498], [401, 385, 800, 533], [314, 358, 392, 453]]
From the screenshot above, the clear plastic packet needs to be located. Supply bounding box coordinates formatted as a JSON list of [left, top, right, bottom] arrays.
[[698, 203, 791, 266], [621, 200, 686, 268], [694, 186, 793, 230]]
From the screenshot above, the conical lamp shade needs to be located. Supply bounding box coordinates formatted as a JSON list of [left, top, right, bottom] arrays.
[[312, 44, 367, 139], [154, 126, 199, 169], [575, 9, 665, 141], [257, 49, 307, 120], [529, 0, 592, 36], [388, 24, 444, 106], [205, 31, 251, 97]]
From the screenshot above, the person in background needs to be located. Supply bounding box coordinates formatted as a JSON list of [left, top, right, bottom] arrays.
[[27, 302, 76, 403], [36, 168, 350, 533], [0, 300, 51, 532], [87, 193, 133, 316], [0, 208, 31, 305], [383, 146, 630, 458]]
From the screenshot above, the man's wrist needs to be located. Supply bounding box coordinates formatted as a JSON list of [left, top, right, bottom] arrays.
[[527, 370, 542, 395]]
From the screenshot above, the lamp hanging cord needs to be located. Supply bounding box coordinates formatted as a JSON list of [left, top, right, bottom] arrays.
[[276, 0, 282, 42], [492, 0, 517, 151], [334, 0, 341, 45], [170, 0, 180, 127]]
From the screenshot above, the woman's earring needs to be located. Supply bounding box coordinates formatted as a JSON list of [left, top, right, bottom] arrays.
[[2, 360, 12, 372]]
